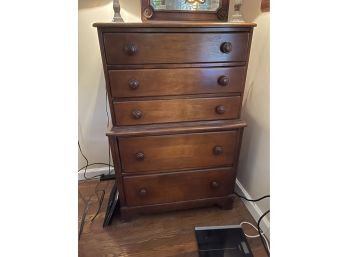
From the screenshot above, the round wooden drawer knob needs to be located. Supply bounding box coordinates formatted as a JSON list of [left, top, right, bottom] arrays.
[[138, 188, 147, 196], [213, 145, 224, 155], [215, 105, 225, 114], [143, 6, 154, 19], [132, 109, 143, 119], [218, 76, 229, 86], [129, 79, 140, 90], [220, 42, 232, 53], [124, 43, 137, 56], [211, 181, 220, 189], [135, 152, 145, 161]]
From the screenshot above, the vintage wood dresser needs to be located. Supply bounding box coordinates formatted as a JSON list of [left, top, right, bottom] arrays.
[[93, 22, 256, 220]]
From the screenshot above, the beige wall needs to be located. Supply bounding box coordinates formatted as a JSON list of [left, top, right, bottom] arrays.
[[238, 10, 270, 213], [78, 0, 142, 168], [78, 0, 270, 217]]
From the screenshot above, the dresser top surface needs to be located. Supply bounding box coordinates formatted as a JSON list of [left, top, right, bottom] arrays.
[[93, 22, 256, 28]]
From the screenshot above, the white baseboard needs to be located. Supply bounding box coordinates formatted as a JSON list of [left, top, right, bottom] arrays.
[[78, 166, 115, 180], [235, 179, 270, 239]]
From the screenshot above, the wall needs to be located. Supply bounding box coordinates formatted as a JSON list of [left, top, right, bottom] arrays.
[[78, 0, 140, 169], [78, 1, 270, 229], [237, 8, 270, 233]]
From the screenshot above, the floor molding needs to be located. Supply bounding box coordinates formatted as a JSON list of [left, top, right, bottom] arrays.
[[78, 166, 115, 181], [235, 179, 270, 238]]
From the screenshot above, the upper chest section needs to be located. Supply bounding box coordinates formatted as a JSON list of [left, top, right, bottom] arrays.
[[94, 23, 256, 66]]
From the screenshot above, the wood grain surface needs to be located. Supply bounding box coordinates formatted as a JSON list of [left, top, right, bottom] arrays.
[[114, 96, 241, 125], [108, 66, 247, 98], [107, 119, 247, 137], [118, 131, 237, 173], [123, 167, 235, 206], [78, 180, 268, 257], [95, 23, 255, 220], [103, 32, 250, 64]]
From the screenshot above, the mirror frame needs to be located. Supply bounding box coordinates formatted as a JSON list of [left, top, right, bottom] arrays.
[[141, 0, 230, 22]]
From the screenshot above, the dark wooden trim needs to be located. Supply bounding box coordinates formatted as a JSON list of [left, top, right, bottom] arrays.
[[106, 62, 247, 70], [108, 136, 126, 206], [141, 0, 230, 22], [93, 22, 257, 28], [120, 195, 234, 220], [261, 0, 270, 12], [112, 93, 243, 102], [107, 119, 247, 137], [96, 28, 117, 126], [120, 165, 235, 177]]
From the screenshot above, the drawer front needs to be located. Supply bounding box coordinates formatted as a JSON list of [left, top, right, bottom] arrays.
[[123, 168, 235, 206], [114, 96, 241, 126], [109, 67, 246, 98], [119, 131, 237, 173], [103, 33, 250, 65]]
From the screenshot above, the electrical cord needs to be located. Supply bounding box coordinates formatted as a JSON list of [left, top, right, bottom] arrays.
[[240, 221, 263, 238], [78, 141, 107, 238], [79, 87, 115, 232], [78, 141, 97, 180], [258, 210, 270, 256], [90, 180, 106, 223], [78, 190, 93, 240], [240, 221, 270, 252], [233, 192, 270, 202], [233, 192, 270, 255], [78, 141, 106, 180], [78, 163, 114, 173]]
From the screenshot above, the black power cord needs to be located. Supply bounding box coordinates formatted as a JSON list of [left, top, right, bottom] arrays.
[[233, 192, 270, 255], [258, 210, 270, 256], [233, 192, 270, 202], [78, 141, 109, 239], [79, 84, 114, 238], [78, 141, 103, 180], [78, 163, 114, 173]]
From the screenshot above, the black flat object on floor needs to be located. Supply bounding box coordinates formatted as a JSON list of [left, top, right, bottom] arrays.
[[195, 225, 254, 257], [103, 182, 119, 227]]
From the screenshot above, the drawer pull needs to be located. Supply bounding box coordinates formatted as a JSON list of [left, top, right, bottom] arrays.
[[211, 181, 220, 189], [138, 188, 147, 196], [220, 42, 232, 54], [131, 109, 143, 119], [124, 43, 137, 56], [143, 6, 154, 19], [218, 76, 229, 86], [135, 152, 145, 161], [215, 105, 225, 114], [213, 145, 224, 155], [128, 79, 140, 90]]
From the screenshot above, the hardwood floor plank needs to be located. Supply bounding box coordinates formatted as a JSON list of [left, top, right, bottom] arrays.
[[78, 180, 268, 257]]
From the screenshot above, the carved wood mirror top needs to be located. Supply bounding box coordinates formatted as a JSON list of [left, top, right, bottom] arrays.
[[150, 0, 221, 12], [141, 0, 230, 22]]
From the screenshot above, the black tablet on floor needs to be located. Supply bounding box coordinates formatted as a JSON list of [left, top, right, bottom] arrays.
[[195, 225, 254, 257]]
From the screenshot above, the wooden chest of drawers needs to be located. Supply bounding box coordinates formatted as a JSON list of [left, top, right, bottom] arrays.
[[94, 22, 255, 220]]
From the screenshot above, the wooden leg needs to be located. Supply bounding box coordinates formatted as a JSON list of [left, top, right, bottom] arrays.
[[217, 197, 234, 210], [120, 207, 134, 222]]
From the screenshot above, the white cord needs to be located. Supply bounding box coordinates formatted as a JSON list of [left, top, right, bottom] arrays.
[[262, 233, 270, 252], [240, 221, 261, 238], [240, 221, 270, 252]]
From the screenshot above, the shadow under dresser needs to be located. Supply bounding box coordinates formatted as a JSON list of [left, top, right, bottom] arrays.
[[93, 22, 256, 220]]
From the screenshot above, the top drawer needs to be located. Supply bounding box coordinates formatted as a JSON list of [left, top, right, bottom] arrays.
[[103, 33, 250, 65]]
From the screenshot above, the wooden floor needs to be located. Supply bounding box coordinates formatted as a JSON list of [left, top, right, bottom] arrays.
[[78, 180, 268, 257]]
